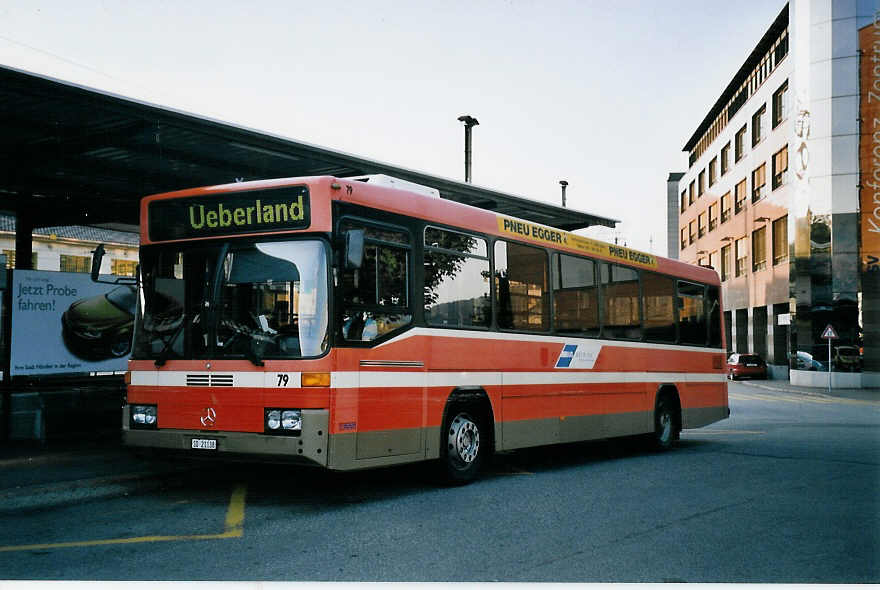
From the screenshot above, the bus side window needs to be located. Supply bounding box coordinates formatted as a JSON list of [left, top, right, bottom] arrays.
[[678, 281, 707, 345], [494, 240, 550, 332], [340, 221, 412, 342], [600, 263, 641, 340], [707, 285, 722, 348]]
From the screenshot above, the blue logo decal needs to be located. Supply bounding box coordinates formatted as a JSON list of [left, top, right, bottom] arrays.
[[555, 344, 578, 368]]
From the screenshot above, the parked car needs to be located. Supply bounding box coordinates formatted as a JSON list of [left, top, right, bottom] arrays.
[[61, 285, 136, 360], [794, 351, 826, 372], [832, 345, 862, 372], [727, 353, 767, 380]]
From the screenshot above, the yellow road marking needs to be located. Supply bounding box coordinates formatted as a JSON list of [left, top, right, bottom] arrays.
[[0, 483, 247, 553]]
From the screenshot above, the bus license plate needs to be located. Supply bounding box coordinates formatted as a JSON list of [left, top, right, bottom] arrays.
[[191, 438, 217, 450]]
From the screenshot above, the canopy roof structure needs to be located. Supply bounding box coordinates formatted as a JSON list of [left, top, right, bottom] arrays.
[[0, 65, 617, 234]]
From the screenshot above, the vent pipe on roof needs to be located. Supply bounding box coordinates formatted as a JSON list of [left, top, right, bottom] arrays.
[[457, 115, 479, 183], [559, 180, 568, 208]]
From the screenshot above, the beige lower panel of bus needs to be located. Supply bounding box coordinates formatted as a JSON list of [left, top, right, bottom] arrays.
[[501, 411, 654, 450], [327, 426, 441, 471], [683, 405, 730, 429], [122, 407, 330, 467]]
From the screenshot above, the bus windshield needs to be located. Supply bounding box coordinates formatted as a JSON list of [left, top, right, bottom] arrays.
[[134, 239, 328, 362]]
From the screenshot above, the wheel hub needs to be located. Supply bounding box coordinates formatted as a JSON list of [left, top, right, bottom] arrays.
[[448, 414, 480, 465]]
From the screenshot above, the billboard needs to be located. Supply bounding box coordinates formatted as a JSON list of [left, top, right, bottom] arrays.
[[11, 270, 135, 376], [860, 21, 880, 273]]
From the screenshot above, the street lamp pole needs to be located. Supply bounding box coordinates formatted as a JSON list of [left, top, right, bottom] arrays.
[[457, 115, 479, 183]]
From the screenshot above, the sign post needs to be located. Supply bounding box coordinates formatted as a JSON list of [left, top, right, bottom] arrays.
[[821, 324, 839, 393]]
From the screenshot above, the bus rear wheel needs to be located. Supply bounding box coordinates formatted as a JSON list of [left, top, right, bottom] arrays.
[[652, 397, 680, 451], [440, 408, 485, 484]]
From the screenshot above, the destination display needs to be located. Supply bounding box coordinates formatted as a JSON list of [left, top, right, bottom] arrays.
[[496, 215, 658, 269], [148, 186, 310, 241]]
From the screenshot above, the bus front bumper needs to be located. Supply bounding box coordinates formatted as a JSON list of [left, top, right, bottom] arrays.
[[123, 407, 329, 467]]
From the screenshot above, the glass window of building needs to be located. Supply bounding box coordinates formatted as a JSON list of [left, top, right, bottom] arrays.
[[735, 237, 748, 277], [698, 212, 706, 238], [772, 80, 789, 128], [735, 126, 746, 162], [734, 179, 747, 214], [60, 254, 90, 273], [720, 244, 731, 281], [752, 163, 766, 203], [709, 157, 717, 187], [721, 142, 731, 176], [112, 259, 138, 277], [698, 170, 705, 197], [681, 190, 687, 213], [752, 226, 767, 272], [772, 146, 788, 189], [688, 220, 696, 244], [689, 180, 696, 205], [752, 104, 766, 147], [773, 215, 788, 265], [721, 192, 731, 223], [709, 202, 718, 231]]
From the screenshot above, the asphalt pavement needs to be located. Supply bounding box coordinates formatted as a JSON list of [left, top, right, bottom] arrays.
[[1, 378, 877, 514]]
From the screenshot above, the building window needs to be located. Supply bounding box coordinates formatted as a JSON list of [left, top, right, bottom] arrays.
[[708, 157, 717, 187], [698, 170, 706, 197], [752, 226, 767, 272], [689, 180, 696, 205], [111, 259, 137, 277], [681, 190, 687, 213], [688, 220, 696, 245], [721, 192, 731, 223], [720, 244, 731, 281], [708, 250, 718, 270], [734, 179, 747, 214], [772, 80, 789, 128], [2, 250, 38, 269], [735, 126, 746, 162], [772, 146, 788, 189], [773, 215, 788, 264], [752, 163, 766, 203], [698, 212, 706, 238], [680, 228, 687, 251], [60, 254, 91, 273], [720, 142, 730, 176], [709, 202, 718, 231], [751, 105, 766, 147], [734, 237, 748, 277]]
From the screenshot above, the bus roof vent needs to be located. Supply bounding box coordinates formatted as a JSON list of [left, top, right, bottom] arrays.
[[344, 174, 440, 199]]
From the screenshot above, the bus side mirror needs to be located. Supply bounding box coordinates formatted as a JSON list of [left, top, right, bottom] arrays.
[[344, 229, 365, 270], [90, 244, 105, 282]]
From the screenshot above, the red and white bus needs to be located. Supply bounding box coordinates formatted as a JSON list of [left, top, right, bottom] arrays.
[[118, 175, 728, 482]]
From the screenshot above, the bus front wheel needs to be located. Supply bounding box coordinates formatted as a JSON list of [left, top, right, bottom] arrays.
[[440, 408, 485, 484]]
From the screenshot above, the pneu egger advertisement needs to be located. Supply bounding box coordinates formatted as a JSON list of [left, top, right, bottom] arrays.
[[10, 270, 135, 376]]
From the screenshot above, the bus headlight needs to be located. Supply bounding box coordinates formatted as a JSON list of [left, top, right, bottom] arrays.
[[265, 408, 301, 435], [131, 404, 157, 429], [281, 410, 302, 431]]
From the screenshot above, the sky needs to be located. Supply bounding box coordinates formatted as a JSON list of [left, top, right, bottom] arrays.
[[0, 0, 787, 254]]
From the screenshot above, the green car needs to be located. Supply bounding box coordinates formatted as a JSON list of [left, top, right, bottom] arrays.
[[61, 285, 136, 360]]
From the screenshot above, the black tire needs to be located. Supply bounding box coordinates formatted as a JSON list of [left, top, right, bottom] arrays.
[[652, 397, 680, 451], [439, 407, 486, 484]]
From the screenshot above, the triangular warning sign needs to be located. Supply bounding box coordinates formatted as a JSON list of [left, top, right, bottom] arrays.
[[821, 324, 839, 339]]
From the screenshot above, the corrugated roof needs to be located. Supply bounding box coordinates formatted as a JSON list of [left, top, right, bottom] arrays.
[[0, 65, 617, 233], [0, 214, 138, 246]]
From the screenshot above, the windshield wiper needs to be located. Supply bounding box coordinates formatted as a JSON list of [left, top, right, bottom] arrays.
[[154, 319, 185, 367]]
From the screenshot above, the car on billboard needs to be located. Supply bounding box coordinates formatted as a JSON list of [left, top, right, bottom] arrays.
[[61, 285, 136, 360]]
